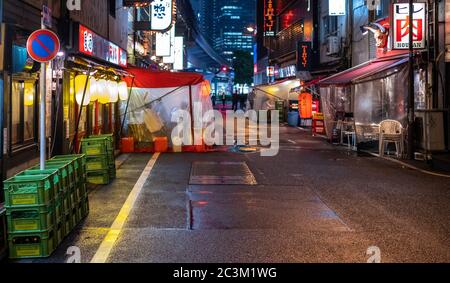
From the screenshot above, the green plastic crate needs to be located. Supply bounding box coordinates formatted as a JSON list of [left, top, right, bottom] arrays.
[[55, 221, 64, 246], [18, 169, 61, 197], [54, 198, 63, 224], [65, 189, 77, 211], [8, 229, 56, 259], [77, 183, 87, 200], [73, 206, 82, 225], [59, 189, 72, 216], [73, 183, 87, 207], [86, 170, 110, 185], [45, 161, 76, 189], [51, 155, 86, 185], [4, 175, 54, 207], [6, 204, 55, 233], [86, 155, 109, 171], [78, 195, 90, 219], [79, 197, 90, 219], [89, 134, 115, 147], [63, 214, 72, 237], [29, 164, 70, 194], [81, 139, 110, 156]]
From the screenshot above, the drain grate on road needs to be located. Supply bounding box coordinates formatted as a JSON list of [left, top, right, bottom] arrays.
[[189, 162, 258, 185]]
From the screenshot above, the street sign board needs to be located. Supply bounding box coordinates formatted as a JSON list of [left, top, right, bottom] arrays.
[[151, 0, 175, 31], [392, 3, 427, 50], [42, 5, 52, 28], [297, 41, 312, 71], [26, 29, 60, 63]]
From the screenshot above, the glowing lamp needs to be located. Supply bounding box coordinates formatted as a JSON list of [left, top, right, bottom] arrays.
[[97, 79, 110, 104], [24, 82, 34, 106], [90, 78, 100, 102], [109, 81, 119, 103], [118, 81, 129, 101], [75, 75, 91, 106]]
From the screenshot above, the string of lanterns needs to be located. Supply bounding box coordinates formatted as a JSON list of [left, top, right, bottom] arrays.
[[75, 74, 129, 105]]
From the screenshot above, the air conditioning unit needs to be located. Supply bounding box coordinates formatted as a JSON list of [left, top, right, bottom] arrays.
[[326, 36, 340, 56]]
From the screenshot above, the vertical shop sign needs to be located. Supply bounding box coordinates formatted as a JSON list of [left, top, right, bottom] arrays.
[[297, 41, 312, 71], [264, 0, 275, 37], [393, 3, 427, 49], [151, 0, 175, 31]]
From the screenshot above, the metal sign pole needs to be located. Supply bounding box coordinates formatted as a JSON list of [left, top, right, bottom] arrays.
[[407, 0, 415, 160], [39, 19, 46, 170]]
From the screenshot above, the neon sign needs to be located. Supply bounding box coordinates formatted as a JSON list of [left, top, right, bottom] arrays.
[[78, 24, 127, 67], [264, 0, 275, 37]]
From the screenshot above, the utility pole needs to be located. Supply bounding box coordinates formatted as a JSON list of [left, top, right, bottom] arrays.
[[407, 0, 415, 160]]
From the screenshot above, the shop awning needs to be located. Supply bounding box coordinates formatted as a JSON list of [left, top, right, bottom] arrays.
[[317, 56, 409, 86], [125, 67, 205, 88]]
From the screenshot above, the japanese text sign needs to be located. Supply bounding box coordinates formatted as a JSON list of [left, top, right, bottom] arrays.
[[264, 0, 275, 37], [151, 0, 174, 31], [393, 3, 427, 49]]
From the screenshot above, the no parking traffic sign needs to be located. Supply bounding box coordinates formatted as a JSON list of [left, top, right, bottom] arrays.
[[26, 29, 60, 63]]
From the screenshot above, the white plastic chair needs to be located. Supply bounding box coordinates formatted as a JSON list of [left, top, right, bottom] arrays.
[[379, 120, 404, 157]]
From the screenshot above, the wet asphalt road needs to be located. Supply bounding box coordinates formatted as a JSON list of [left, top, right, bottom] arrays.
[[21, 126, 450, 263]]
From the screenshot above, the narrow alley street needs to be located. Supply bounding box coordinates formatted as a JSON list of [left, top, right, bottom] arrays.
[[21, 125, 450, 263]]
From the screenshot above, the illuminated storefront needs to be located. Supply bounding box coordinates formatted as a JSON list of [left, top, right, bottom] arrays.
[[59, 23, 129, 153]]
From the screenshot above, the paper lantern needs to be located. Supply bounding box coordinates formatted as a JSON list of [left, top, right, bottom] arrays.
[[118, 81, 128, 101], [24, 82, 34, 106], [97, 79, 110, 104], [109, 80, 119, 103], [75, 75, 91, 106], [90, 78, 100, 102], [299, 92, 313, 119]]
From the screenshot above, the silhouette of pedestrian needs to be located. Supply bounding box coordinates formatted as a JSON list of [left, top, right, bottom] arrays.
[[232, 91, 239, 111]]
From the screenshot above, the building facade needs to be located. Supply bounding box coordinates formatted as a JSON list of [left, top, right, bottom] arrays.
[[199, 0, 256, 63], [256, 0, 449, 159], [0, 0, 129, 188]]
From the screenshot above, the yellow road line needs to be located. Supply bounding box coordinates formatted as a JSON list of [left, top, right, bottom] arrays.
[[90, 153, 160, 263]]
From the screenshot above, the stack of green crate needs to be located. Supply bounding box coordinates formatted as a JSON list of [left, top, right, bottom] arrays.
[[4, 155, 90, 259], [82, 134, 116, 185], [3, 170, 61, 259], [50, 155, 89, 235]]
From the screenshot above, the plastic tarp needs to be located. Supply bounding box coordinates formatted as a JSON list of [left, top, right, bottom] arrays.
[[122, 68, 213, 148], [252, 79, 301, 111], [319, 62, 417, 143]]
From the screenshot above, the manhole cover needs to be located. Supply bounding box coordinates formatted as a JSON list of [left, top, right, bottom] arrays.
[[189, 162, 258, 185]]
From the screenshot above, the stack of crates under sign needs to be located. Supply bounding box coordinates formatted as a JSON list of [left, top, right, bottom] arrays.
[[3, 155, 89, 259], [82, 134, 116, 185]]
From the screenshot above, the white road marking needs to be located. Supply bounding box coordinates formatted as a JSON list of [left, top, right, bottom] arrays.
[[90, 153, 160, 263]]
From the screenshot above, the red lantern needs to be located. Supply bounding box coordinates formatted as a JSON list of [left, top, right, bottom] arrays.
[[299, 92, 313, 119]]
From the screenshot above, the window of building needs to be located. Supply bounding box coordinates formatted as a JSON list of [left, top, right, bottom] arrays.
[[11, 80, 37, 147], [375, 0, 389, 19], [323, 15, 338, 37]]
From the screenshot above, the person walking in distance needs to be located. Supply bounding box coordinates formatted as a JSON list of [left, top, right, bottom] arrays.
[[211, 93, 216, 107], [232, 90, 239, 111], [221, 91, 226, 110]]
